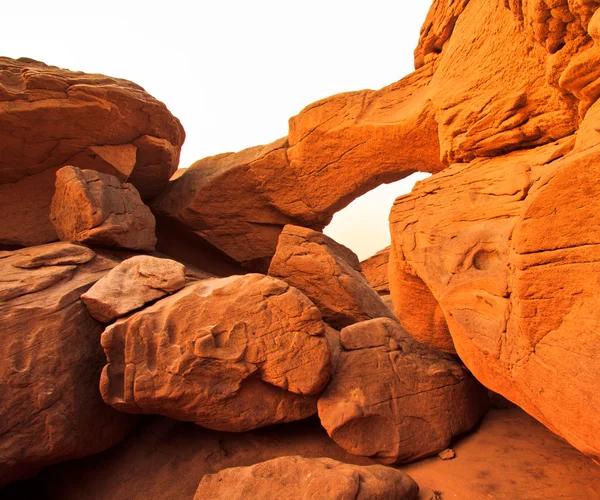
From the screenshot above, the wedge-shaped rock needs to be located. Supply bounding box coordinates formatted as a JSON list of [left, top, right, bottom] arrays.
[[81, 255, 186, 323], [194, 456, 419, 500], [268, 225, 395, 329], [50, 166, 156, 251], [317, 318, 488, 464], [0, 242, 134, 486], [100, 274, 332, 431], [389, 137, 600, 462], [0, 57, 184, 248], [360, 247, 390, 295]]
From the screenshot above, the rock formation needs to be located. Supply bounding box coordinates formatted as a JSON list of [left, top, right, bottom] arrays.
[[268, 225, 394, 328], [0, 57, 184, 248], [100, 274, 332, 431], [360, 247, 390, 295], [194, 456, 419, 500], [81, 255, 186, 323], [50, 166, 157, 251], [0, 242, 135, 485], [318, 318, 488, 464]]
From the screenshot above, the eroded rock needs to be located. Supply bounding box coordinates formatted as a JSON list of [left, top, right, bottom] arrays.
[[50, 166, 156, 251], [100, 274, 332, 431], [0, 242, 135, 485], [268, 226, 394, 329], [0, 57, 184, 248], [317, 318, 488, 464], [389, 137, 600, 461], [194, 456, 419, 500], [81, 255, 186, 323]]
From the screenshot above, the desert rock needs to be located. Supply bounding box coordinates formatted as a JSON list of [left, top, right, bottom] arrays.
[[194, 456, 419, 500], [100, 274, 332, 431], [0, 242, 134, 485], [360, 247, 390, 295], [0, 57, 184, 248], [81, 255, 186, 323], [50, 166, 157, 251], [317, 318, 488, 464], [389, 137, 600, 461], [268, 225, 395, 328]]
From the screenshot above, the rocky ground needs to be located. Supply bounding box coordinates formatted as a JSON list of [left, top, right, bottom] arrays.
[[2, 0, 600, 498]]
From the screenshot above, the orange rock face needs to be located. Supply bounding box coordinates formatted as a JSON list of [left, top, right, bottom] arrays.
[[0, 243, 135, 485], [50, 166, 157, 251], [389, 136, 600, 461], [0, 57, 184, 248], [194, 456, 419, 500], [317, 318, 488, 464], [360, 247, 390, 295], [268, 225, 394, 329], [81, 255, 186, 323], [100, 274, 332, 431]]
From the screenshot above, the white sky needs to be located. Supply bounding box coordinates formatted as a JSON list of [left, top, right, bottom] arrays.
[[2, 1, 433, 260]]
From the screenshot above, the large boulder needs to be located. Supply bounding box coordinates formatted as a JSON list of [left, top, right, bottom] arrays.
[[360, 247, 390, 295], [100, 274, 332, 431], [318, 318, 488, 464], [50, 166, 157, 251], [0, 57, 184, 248], [194, 456, 419, 500], [0, 242, 135, 486], [81, 255, 186, 323], [268, 225, 394, 329], [389, 133, 600, 461]]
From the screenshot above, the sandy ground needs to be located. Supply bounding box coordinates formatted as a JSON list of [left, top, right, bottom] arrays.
[[2, 405, 599, 499]]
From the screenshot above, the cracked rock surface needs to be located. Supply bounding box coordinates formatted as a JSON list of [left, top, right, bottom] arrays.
[[268, 225, 395, 329], [100, 273, 332, 431], [389, 133, 600, 461], [0, 242, 135, 486], [194, 456, 419, 500], [81, 255, 186, 323], [317, 317, 488, 464], [50, 166, 157, 251], [0, 57, 184, 248]]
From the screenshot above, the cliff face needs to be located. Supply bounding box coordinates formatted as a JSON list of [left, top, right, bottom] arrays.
[[389, 1, 600, 461]]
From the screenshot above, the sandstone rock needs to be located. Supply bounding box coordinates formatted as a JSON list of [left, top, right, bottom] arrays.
[[81, 255, 186, 323], [152, 138, 312, 268], [0, 242, 135, 486], [194, 456, 419, 500], [317, 318, 488, 464], [0, 57, 184, 248], [268, 225, 395, 329], [50, 166, 157, 251], [100, 274, 332, 431], [360, 246, 390, 295], [389, 137, 600, 461]]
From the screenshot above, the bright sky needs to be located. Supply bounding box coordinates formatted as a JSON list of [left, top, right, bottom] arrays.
[[2, 1, 433, 260]]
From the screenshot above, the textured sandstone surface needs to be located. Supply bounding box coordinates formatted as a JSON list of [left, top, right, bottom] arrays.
[[389, 137, 600, 461], [18, 408, 600, 500], [194, 456, 419, 500], [268, 225, 394, 328], [0, 57, 184, 248], [151, 139, 311, 267], [360, 247, 390, 295], [50, 166, 157, 251], [100, 274, 332, 431], [318, 318, 488, 464], [0, 242, 135, 485], [81, 255, 186, 323]]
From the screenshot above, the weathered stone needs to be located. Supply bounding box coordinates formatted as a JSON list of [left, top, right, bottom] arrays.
[[0, 57, 184, 248], [50, 166, 156, 251], [81, 255, 186, 323], [0, 242, 135, 486], [389, 137, 600, 461], [194, 456, 420, 500], [100, 274, 332, 431], [268, 225, 395, 329], [360, 246, 390, 295], [317, 318, 488, 464]]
